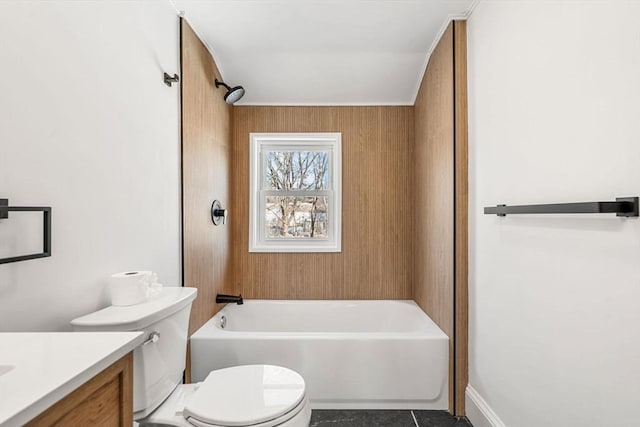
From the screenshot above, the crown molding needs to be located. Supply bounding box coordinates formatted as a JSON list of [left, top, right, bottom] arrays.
[[167, 0, 227, 81], [410, 0, 481, 105]]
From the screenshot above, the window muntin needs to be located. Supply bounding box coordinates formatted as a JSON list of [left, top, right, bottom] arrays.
[[250, 134, 341, 252]]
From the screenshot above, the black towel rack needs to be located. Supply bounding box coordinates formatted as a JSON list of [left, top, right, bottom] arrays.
[[484, 196, 639, 217], [0, 198, 52, 264]]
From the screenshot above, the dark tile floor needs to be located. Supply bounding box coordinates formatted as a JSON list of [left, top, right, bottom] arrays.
[[310, 410, 473, 427]]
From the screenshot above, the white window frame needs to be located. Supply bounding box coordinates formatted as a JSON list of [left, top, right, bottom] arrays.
[[249, 132, 342, 253]]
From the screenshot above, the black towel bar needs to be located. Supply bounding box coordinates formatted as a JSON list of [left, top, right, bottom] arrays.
[[0, 198, 52, 264], [484, 197, 638, 217]]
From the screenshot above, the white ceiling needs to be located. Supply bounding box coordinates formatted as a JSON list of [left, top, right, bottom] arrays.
[[171, 0, 476, 105]]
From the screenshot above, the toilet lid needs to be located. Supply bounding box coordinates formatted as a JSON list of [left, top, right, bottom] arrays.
[[183, 365, 306, 427]]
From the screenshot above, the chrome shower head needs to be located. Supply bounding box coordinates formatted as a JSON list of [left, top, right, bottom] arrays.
[[215, 79, 245, 104]]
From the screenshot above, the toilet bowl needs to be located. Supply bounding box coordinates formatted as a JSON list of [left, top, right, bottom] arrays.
[[140, 365, 311, 427], [70, 287, 311, 427]]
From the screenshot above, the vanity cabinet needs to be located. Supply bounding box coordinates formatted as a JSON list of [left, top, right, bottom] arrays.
[[25, 353, 132, 427]]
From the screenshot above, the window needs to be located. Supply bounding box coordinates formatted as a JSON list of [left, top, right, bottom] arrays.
[[249, 133, 342, 252]]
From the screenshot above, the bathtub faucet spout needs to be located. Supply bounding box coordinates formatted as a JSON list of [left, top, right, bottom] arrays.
[[216, 293, 243, 305]]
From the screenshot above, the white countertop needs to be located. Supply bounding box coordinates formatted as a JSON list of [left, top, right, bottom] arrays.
[[0, 332, 144, 427]]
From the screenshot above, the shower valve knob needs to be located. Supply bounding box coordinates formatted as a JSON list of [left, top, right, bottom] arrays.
[[211, 200, 227, 225], [214, 209, 227, 223]]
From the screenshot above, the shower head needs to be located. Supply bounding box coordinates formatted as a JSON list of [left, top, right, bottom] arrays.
[[215, 79, 245, 104]]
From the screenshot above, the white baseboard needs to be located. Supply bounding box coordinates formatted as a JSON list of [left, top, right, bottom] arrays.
[[465, 385, 506, 427]]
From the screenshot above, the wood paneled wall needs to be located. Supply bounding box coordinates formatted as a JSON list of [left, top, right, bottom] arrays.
[[414, 23, 454, 341], [453, 21, 469, 418], [181, 19, 236, 338], [181, 18, 467, 412], [413, 21, 468, 415], [230, 106, 414, 300]]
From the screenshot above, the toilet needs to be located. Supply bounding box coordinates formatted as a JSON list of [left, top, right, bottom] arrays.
[[71, 287, 311, 427]]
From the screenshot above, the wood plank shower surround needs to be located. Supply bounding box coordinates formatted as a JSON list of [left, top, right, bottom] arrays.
[[230, 106, 415, 299], [413, 21, 468, 415], [180, 17, 467, 415], [180, 19, 236, 339]]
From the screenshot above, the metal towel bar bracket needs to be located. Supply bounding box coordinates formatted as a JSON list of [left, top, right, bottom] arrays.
[[0, 198, 52, 264], [484, 197, 639, 217]]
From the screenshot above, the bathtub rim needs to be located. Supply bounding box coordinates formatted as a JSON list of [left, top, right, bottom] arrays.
[[192, 299, 449, 340]]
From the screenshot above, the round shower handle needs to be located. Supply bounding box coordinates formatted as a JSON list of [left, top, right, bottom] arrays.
[[214, 208, 227, 222], [211, 200, 227, 225]]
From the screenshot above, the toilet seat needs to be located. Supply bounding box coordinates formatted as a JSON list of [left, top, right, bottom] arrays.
[[186, 396, 310, 427], [139, 365, 311, 427]]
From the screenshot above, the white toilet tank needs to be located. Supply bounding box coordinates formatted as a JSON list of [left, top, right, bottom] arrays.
[[71, 287, 197, 418]]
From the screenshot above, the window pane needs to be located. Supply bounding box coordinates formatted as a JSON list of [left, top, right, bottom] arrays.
[[264, 151, 329, 191], [265, 196, 328, 238]]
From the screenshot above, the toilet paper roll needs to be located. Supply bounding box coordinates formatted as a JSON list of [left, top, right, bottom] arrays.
[[109, 271, 152, 306]]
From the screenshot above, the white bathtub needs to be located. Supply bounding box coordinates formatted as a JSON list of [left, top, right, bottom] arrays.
[[190, 300, 448, 410]]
